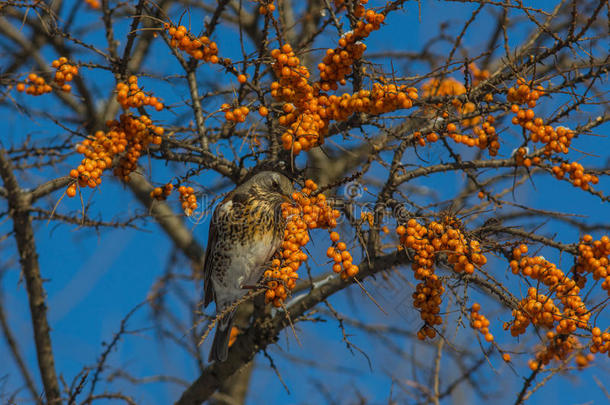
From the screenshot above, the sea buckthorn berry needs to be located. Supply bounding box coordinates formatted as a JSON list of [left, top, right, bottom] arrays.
[[85, 0, 100, 8], [237, 74, 247, 84], [66, 185, 77, 197]]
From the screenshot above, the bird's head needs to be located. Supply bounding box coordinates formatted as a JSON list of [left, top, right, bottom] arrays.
[[248, 171, 294, 203]]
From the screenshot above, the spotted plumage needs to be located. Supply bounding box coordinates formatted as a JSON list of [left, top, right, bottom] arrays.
[[203, 171, 294, 362]]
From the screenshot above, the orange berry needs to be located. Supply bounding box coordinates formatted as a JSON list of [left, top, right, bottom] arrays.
[[330, 231, 340, 242], [237, 74, 247, 84]]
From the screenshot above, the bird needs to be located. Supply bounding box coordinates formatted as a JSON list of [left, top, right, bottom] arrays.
[[203, 171, 294, 362]]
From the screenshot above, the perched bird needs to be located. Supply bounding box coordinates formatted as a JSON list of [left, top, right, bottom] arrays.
[[203, 171, 294, 362]]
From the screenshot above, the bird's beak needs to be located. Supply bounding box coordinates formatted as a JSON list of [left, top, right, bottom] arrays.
[[282, 194, 292, 203]]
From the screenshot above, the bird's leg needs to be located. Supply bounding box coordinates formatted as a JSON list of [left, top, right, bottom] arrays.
[[241, 285, 259, 290]]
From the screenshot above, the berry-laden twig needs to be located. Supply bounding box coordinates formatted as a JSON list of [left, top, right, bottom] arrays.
[[263, 179, 351, 307], [397, 216, 488, 339]]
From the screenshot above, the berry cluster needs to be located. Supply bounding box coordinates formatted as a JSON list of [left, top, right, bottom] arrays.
[[116, 76, 164, 111], [506, 245, 591, 340], [508, 287, 560, 336], [507, 78, 542, 108], [591, 327, 610, 357], [317, 37, 364, 90], [317, 3, 383, 89], [264, 209, 305, 306], [470, 303, 494, 342], [67, 132, 112, 196], [468, 63, 490, 86], [412, 131, 437, 147], [164, 24, 219, 63], [51, 57, 78, 93], [458, 101, 482, 128], [178, 186, 198, 216], [574, 235, 610, 294], [421, 77, 505, 155], [444, 115, 499, 156], [421, 77, 466, 100], [419, 65, 494, 154], [221, 104, 250, 123], [397, 217, 487, 278], [270, 44, 323, 154], [325, 84, 418, 121], [113, 114, 163, 180], [513, 147, 542, 168], [150, 183, 174, 200], [397, 216, 487, 338], [264, 1, 419, 155], [264, 179, 346, 307], [551, 161, 599, 191], [509, 105, 571, 156], [67, 113, 163, 196], [327, 230, 359, 278], [413, 275, 444, 339], [16, 73, 52, 96], [529, 332, 592, 370]]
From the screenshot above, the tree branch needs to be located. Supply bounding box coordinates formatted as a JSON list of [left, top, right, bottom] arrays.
[[0, 148, 62, 405], [175, 250, 407, 405]]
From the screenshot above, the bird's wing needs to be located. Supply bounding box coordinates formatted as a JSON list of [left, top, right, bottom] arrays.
[[203, 218, 218, 308], [203, 199, 226, 308], [203, 187, 249, 307]]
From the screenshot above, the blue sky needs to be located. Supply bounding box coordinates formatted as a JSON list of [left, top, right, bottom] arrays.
[[1, 1, 609, 404]]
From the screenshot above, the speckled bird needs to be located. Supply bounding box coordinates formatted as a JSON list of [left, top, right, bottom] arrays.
[[203, 171, 294, 362]]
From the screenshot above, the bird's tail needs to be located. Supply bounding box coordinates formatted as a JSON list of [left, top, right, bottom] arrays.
[[209, 310, 235, 362]]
